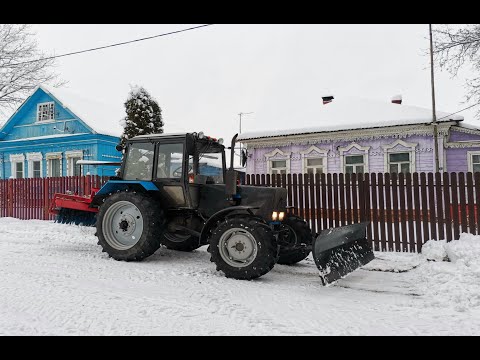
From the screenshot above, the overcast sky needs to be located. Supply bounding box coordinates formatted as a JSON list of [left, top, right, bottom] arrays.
[[4, 24, 478, 162]]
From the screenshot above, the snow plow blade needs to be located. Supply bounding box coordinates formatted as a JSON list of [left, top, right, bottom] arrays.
[[313, 222, 374, 285]]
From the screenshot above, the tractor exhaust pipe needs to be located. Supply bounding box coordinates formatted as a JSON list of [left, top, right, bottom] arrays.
[[225, 134, 239, 196]]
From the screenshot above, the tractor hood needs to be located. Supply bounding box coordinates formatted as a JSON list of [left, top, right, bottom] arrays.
[[237, 185, 288, 219]]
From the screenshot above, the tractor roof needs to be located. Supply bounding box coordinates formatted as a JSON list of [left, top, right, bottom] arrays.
[[130, 133, 189, 142]]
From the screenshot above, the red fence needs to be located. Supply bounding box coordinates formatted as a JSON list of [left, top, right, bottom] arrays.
[[0, 176, 109, 221], [246, 172, 480, 252]]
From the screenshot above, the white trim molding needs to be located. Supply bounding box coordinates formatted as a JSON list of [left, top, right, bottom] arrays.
[[382, 139, 417, 173], [9, 154, 25, 179], [65, 150, 84, 176], [338, 143, 370, 173], [264, 148, 291, 175], [300, 145, 329, 174], [46, 152, 63, 177], [467, 151, 480, 173], [26, 152, 43, 178]]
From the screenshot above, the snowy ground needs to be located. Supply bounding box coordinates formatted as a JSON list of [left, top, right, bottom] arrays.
[[1, 218, 480, 336]]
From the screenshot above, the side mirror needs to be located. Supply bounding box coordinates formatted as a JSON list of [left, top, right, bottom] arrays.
[[241, 149, 248, 167], [115, 144, 124, 152]]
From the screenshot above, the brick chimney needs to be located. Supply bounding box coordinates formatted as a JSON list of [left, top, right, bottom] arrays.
[[322, 95, 334, 105], [391, 95, 402, 104]]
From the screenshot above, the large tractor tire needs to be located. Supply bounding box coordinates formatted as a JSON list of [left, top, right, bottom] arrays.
[[277, 216, 313, 265], [161, 232, 201, 252], [96, 192, 165, 261], [207, 216, 278, 280]]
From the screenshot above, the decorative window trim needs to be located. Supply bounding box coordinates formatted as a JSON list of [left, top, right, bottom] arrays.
[[46, 152, 63, 177], [65, 150, 84, 176], [300, 145, 328, 174], [467, 151, 480, 173], [10, 154, 25, 179], [382, 139, 417, 173], [338, 143, 370, 173], [27, 152, 43, 178], [264, 148, 291, 175], [37, 102, 55, 122]]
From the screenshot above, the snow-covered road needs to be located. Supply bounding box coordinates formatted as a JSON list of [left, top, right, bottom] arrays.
[[1, 218, 479, 335]]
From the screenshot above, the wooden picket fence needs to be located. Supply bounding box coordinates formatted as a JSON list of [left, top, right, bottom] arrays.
[[0, 176, 109, 221], [246, 172, 480, 253], [1, 172, 478, 253]]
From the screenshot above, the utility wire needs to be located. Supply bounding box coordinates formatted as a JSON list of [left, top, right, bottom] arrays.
[[437, 102, 480, 121], [6, 24, 213, 67]]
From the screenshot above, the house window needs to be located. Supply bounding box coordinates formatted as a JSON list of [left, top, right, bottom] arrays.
[[271, 160, 287, 175], [32, 161, 41, 178], [473, 155, 480, 173], [27, 153, 43, 178], [37, 102, 55, 122], [345, 155, 365, 174], [388, 153, 411, 174], [15, 162, 24, 179], [305, 158, 324, 174], [49, 159, 61, 177], [10, 154, 25, 179]]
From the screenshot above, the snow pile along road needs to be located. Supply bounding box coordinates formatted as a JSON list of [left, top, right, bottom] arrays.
[[419, 235, 480, 311], [1, 218, 480, 335]]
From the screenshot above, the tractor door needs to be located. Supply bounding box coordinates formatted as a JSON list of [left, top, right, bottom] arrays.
[[153, 141, 192, 208]]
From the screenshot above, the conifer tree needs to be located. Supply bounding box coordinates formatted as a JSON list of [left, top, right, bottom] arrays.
[[120, 86, 164, 147]]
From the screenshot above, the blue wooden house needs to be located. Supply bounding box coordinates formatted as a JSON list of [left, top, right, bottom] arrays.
[[0, 86, 121, 179]]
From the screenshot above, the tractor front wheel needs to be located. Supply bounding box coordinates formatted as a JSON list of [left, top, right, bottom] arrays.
[[277, 216, 313, 265], [208, 216, 278, 280], [96, 192, 165, 261]]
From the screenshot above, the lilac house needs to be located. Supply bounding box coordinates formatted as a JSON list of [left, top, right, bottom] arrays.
[[237, 96, 480, 176]]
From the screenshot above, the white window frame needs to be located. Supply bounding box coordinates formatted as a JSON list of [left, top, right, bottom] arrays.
[[46, 152, 63, 177], [300, 145, 328, 174], [468, 151, 480, 173], [10, 154, 25, 179], [382, 139, 417, 173], [37, 102, 55, 122], [339, 143, 370, 174], [265, 148, 291, 175], [27, 153, 43, 178], [65, 150, 84, 176]]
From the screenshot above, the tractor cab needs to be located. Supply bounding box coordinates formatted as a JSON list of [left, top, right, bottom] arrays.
[[120, 132, 228, 210]]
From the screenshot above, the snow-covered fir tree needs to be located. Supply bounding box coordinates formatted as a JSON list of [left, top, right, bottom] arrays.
[[119, 86, 164, 147]]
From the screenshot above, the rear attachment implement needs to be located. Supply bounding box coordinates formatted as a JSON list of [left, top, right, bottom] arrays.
[[49, 189, 99, 226], [312, 222, 374, 285]]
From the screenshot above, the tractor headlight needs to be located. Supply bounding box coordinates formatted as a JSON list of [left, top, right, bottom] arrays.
[[278, 212, 285, 221], [272, 211, 278, 221], [198, 131, 205, 139]]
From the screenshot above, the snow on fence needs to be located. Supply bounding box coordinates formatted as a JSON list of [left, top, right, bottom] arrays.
[[0, 176, 109, 221], [245, 172, 480, 253]]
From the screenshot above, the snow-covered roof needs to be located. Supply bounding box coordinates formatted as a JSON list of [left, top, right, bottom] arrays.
[[40, 85, 124, 138], [237, 96, 466, 141]]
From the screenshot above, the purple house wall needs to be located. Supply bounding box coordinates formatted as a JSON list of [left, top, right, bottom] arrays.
[[238, 97, 480, 176]]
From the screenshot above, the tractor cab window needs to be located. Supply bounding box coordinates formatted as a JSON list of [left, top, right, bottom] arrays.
[[188, 142, 224, 184], [124, 142, 155, 181], [157, 143, 185, 179]]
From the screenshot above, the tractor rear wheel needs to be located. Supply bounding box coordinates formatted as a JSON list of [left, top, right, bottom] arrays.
[[277, 216, 312, 265], [208, 216, 278, 280], [96, 192, 165, 261]]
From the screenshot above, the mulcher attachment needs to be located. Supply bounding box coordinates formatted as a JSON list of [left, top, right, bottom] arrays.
[[313, 222, 374, 285]]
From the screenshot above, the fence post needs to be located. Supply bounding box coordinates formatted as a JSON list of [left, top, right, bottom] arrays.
[[7, 179, 13, 218], [43, 177, 50, 220]]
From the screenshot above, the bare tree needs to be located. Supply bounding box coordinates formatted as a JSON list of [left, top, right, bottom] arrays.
[[0, 24, 62, 118], [432, 24, 480, 116]]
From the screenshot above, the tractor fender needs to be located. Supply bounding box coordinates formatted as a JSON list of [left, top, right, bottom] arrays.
[[200, 206, 259, 245], [91, 181, 159, 206]]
